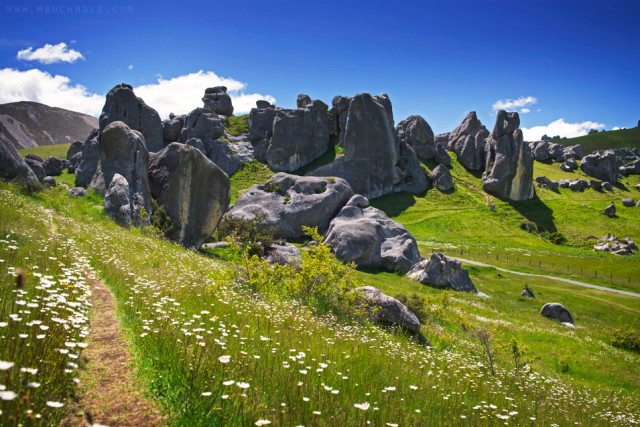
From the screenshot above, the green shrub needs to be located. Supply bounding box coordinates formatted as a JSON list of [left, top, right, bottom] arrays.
[[547, 231, 566, 245], [149, 199, 174, 238], [610, 319, 640, 352], [557, 354, 571, 373], [224, 114, 250, 136], [520, 221, 537, 233], [216, 212, 278, 257]]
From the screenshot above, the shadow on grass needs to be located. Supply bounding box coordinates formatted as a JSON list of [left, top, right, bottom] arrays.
[[292, 144, 342, 176], [370, 191, 417, 217], [505, 193, 558, 233]]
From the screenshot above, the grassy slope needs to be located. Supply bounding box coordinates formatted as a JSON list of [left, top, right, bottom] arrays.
[[550, 126, 640, 154], [19, 143, 70, 159]]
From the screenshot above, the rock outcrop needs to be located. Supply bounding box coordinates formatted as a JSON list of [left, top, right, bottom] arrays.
[[324, 195, 422, 274], [623, 198, 635, 207], [532, 141, 550, 162], [308, 93, 427, 198], [202, 86, 234, 117], [406, 253, 479, 293], [24, 154, 46, 181], [431, 164, 453, 191], [540, 303, 574, 325], [226, 173, 354, 239], [104, 173, 133, 228], [89, 121, 152, 226], [482, 111, 534, 201], [264, 242, 301, 266], [435, 143, 452, 166], [354, 286, 421, 334], [448, 112, 488, 170], [75, 129, 101, 187], [179, 108, 225, 142], [0, 135, 40, 185], [603, 203, 616, 217], [580, 150, 620, 184], [67, 141, 83, 160], [594, 234, 637, 255], [396, 115, 436, 160], [99, 83, 164, 152], [148, 143, 230, 249], [43, 156, 65, 176]]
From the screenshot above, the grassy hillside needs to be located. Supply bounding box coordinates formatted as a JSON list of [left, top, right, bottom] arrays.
[[551, 126, 640, 154], [1, 182, 638, 426], [19, 143, 71, 159]]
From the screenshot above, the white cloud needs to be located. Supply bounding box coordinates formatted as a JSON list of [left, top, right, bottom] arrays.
[[521, 118, 605, 141], [492, 96, 537, 111], [0, 68, 275, 119], [134, 70, 275, 118], [0, 68, 103, 115], [128, 64, 133, 71], [520, 108, 530, 114], [612, 126, 621, 130], [17, 42, 84, 64]]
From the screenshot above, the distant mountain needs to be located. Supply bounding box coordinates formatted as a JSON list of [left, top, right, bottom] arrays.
[[552, 126, 640, 155], [0, 101, 98, 151]]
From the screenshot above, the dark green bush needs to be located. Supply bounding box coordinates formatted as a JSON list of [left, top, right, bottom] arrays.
[[151, 198, 174, 237], [611, 321, 640, 352], [547, 231, 566, 245], [215, 212, 279, 257], [520, 221, 537, 233]]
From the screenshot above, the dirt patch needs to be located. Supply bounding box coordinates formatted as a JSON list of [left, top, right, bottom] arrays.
[[61, 276, 165, 426]]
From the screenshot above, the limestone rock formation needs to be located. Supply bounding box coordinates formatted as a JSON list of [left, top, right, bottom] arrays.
[[248, 102, 280, 142], [24, 154, 46, 181], [43, 156, 65, 176], [623, 198, 635, 207], [435, 143, 452, 166], [148, 143, 230, 249], [548, 143, 565, 162], [324, 195, 423, 274], [308, 93, 427, 198], [99, 83, 164, 152], [540, 303, 574, 325], [521, 288, 534, 298], [482, 111, 534, 201], [68, 187, 87, 197], [0, 135, 40, 185], [163, 115, 184, 144], [354, 286, 421, 334], [603, 203, 616, 217], [43, 176, 56, 187], [226, 173, 354, 239], [179, 108, 225, 142], [535, 176, 559, 192], [448, 112, 488, 170], [75, 129, 101, 188], [396, 115, 435, 160], [431, 164, 453, 191], [264, 242, 301, 266], [406, 253, 479, 293], [67, 141, 83, 160], [563, 144, 583, 159], [89, 121, 152, 226], [580, 150, 620, 184], [103, 173, 132, 228], [297, 94, 312, 108], [594, 234, 637, 255], [202, 86, 234, 117], [533, 141, 550, 162]]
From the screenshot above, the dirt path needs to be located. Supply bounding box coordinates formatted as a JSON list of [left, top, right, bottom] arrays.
[[456, 257, 640, 298], [61, 276, 165, 427]]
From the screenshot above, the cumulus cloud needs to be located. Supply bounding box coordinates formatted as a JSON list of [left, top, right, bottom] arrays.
[[521, 118, 605, 141], [0, 68, 103, 115], [0, 68, 275, 119], [17, 42, 84, 64], [520, 108, 530, 114], [134, 70, 276, 118], [492, 96, 537, 111]]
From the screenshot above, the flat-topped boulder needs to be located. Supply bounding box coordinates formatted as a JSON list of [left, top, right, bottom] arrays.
[[448, 112, 488, 170], [226, 173, 354, 239], [324, 195, 423, 274], [202, 86, 233, 116], [407, 253, 479, 293]]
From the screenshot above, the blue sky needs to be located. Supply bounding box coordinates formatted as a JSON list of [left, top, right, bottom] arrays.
[[0, 0, 639, 140]]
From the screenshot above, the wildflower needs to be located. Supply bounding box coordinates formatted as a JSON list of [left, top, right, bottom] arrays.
[[0, 391, 17, 401], [202, 392, 212, 396], [410, 385, 418, 390], [303, 397, 310, 402], [46, 401, 64, 408], [255, 420, 272, 426], [219, 355, 231, 364], [354, 402, 370, 411], [236, 382, 250, 389], [223, 380, 235, 386], [222, 395, 229, 399], [313, 411, 321, 415], [0, 361, 14, 371]]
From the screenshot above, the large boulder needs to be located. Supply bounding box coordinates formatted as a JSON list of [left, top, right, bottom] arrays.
[[66, 141, 83, 160], [43, 156, 65, 176], [163, 115, 184, 144], [297, 94, 312, 108], [226, 173, 353, 239], [535, 176, 559, 192], [202, 134, 256, 176], [406, 253, 479, 293], [308, 93, 427, 198], [324, 195, 422, 274], [264, 242, 301, 266], [75, 129, 101, 187], [89, 121, 152, 226], [434, 132, 450, 148], [482, 111, 535, 201], [202, 86, 234, 117], [99, 83, 164, 152], [248, 103, 280, 142], [24, 155, 46, 181], [354, 286, 421, 334], [179, 108, 225, 142], [580, 150, 620, 184], [104, 173, 132, 228], [548, 143, 565, 162], [564, 144, 583, 160], [621, 159, 640, 176], [533, 141, 550, 162], [149, 143, 230, 249], [431, 164, 453, 191], [623, 198, 635, 207], [0, 137, 39, 185], [434, 143, 452, 166], [267, 100, 330, 172], [448, 112, 489, 170], [603, 203, 616, 217], [396, 115, 436, 160], [540, 303, 574, 325]]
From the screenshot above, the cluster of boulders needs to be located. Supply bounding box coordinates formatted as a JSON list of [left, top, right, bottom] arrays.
[[593, 234, 638, 255], [535, 176, 614, 193], [530, 141, 582, 163]]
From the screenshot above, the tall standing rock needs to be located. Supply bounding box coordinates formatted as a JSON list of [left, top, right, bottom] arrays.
[[99, 83, 164, 152], [448, 112, 489, 170], [179, 108, 225, 142], [90, 121, 152, 226], [202, 86, 234, 117], [149, 143, 230, 249], [396, 115, 436, 160], [482, 111, 534, 201], [75, 129, 101, 187], [308, 93, 427, 198], [0, 137, 40, 185]]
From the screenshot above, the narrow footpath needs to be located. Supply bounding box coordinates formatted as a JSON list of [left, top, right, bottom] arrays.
[[61, 276, 165, 426], [456, 257, 640, 298]]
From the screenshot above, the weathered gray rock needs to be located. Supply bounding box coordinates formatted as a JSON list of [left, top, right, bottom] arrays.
[[226, 173, 353, 239], [540, 303, 574, 324], [407, 253, 479, 293], [248, 104, 280, 142], [564, 144, 582, 159], [267, 100, 329, 172], [603, 203, 616, 217], [565, 157, 579, 170], [533, 141, 550, 162], [625, 237, 639, 252], [559, 163, 572, 172], [25, 156, 46, 181], [621, 159, 640, 176], [67, 141, 83, 160], [149, 143, 230, 249], [68, 187, 87, 197], [0, 138, 41, 186], [264, 242, 301, 266], [163, 115, 184, 143], [296, 94, 312, 108], [324, 195, 423, 274], [594, 234, 637, 255], [431, 164, 453, 191], [603, 182, 614, 191], [308, 93, 427, 198], [43, 156, 65, 176], [43, 176, 56, 186], [548, 143, 565, 161], [203, 136, 255, 176], [435, 132, 450, 147], [448, 112, 488, 170], [75, 129, 101, 188], [202, 86, 234, 117], [535, 176, 559, 192], [521, 288, 534, 298], [179, 108, 225, 142], [396, 115, 435, 160], [580, 150, 620, 184], [90, 121, 152, 226], [569, 179, 588, 192], [68, 152, 82, 173], [623, 198, 635, 207], [590, 179, 603, 190], [434, 143, 452, 166], [482, 111, 534, 200], [329, 95, 353, 146], [99, 83, 163, 152], [354, 286, 421, 334], [103, 173, 132, 228]]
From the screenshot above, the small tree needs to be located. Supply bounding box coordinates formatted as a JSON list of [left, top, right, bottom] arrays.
[[461, 318, 498, 375]]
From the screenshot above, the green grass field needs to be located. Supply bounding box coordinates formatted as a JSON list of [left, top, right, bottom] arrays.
[[551, 126, 640, 154], [19, 143, 71, 159]]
